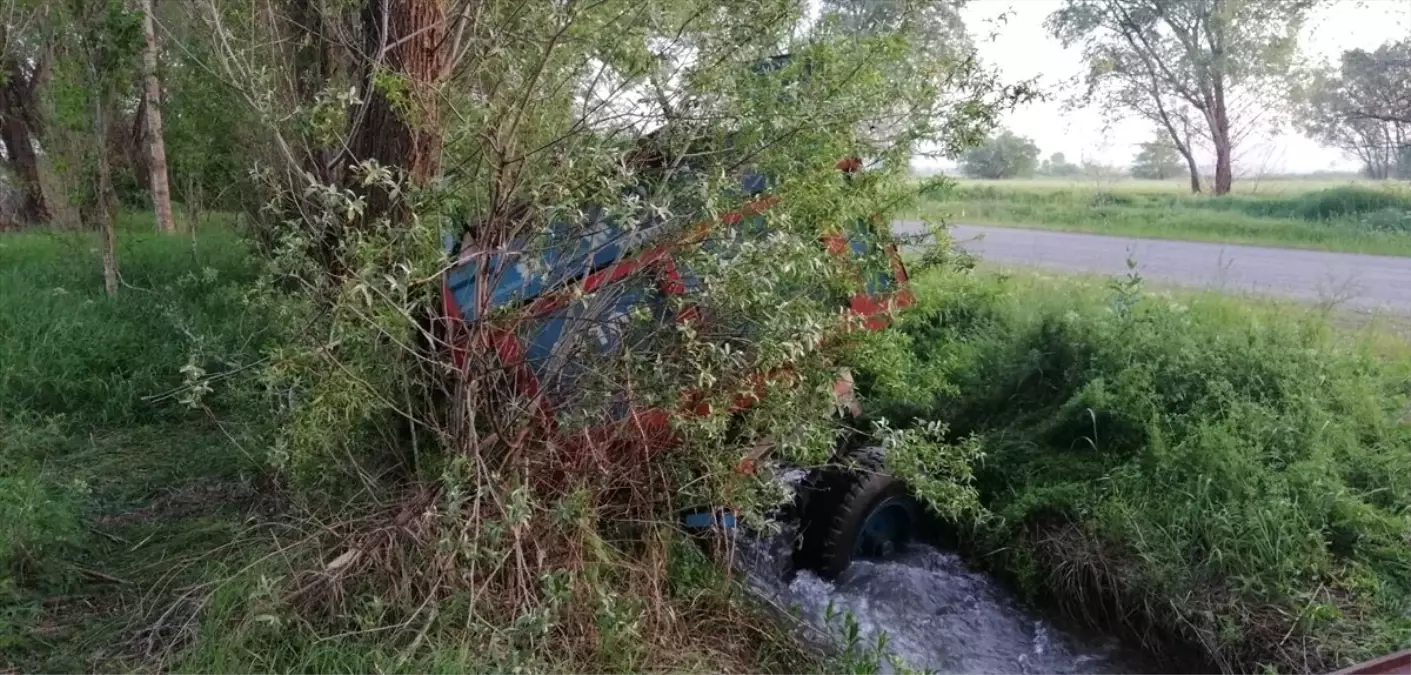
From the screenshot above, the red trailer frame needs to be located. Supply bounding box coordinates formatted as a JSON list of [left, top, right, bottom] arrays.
[[439, 158, 913, 470]]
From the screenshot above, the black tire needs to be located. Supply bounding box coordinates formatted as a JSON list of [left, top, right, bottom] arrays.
[[794, 446, 918, 579]]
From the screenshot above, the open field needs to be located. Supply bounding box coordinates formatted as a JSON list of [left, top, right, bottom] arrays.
[[945, 177, 1388, 195], [913, 179, 1411, 256]]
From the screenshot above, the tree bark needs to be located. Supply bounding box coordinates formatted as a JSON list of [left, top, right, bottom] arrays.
[[1181, 147, 1202, 194], [0, 58, 51, 224], [349, 0, 448, 223], [1211, 78, 1233, 195], [1211, 122, 1233, 195], [288, 0, 340, 186], [141, 0, 176, 232], [0, 110, 49, 223], [95, 94, 119, 296]]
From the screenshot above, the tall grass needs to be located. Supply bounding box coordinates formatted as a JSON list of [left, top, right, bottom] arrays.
[[0, 212, 264, 425], [857, 268, 1411, 673], [0, 215, 273, 670], [917, 181, 1411, 256]]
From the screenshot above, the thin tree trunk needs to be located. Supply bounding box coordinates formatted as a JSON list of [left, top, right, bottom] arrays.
[[1182, 149, 1202, 194], [349, 0, 447, 223], [1171, 123, 1201, 194], [1211, 78, 1233, 195], [95, 94, 119, 296], [141, 0, 175, 232]]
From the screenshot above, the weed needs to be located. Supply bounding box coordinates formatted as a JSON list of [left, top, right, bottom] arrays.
[[856, 267, 1411, 673]]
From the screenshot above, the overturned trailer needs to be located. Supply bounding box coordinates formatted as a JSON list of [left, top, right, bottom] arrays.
[[438, 138, 923, 578]]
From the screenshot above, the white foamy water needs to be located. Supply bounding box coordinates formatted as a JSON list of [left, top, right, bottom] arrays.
[[731, 529, 1157, 674]]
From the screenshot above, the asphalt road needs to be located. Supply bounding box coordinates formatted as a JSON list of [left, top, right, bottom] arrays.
[[892, 222, 1411, 314]]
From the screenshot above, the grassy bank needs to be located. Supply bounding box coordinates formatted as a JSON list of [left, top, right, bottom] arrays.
[[859, 267, 1411, 672], [0, 217, 823, 673], [916, 180, 1411, 256], [1, 215, 273, 671]]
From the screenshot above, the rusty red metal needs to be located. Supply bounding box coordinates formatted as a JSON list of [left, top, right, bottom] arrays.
[[440, 160, 911, 471], [1335, 649, 1411, 675]]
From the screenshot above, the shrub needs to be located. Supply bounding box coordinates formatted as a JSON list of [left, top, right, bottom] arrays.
[[857, 269, 1411, 673], [1199, 186, 1411, 222]]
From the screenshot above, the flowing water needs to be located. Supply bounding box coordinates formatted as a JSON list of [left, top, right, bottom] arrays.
[[732, 523, 1162, 674]]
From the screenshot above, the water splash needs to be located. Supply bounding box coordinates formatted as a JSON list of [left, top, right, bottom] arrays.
[[732, 529, 1156, 674]]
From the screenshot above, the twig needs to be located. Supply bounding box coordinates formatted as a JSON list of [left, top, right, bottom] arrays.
[[75, 565, 132, 585], [89, 526, 130, 545]]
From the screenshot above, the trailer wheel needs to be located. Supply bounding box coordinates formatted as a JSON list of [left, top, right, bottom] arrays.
[[795, 446, 918, 579]]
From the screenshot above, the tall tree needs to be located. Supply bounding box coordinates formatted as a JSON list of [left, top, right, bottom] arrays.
[[1294, 40, 1411, 180], [1130, 135, 1185, 179], [0, 18, 53, 223], [139, 0, 174, 232], [1049, 0, 1318, 195], [68, 0, 143, 294], [1038, 151, 1082, 176], [822, 0, 972, 61], [960, 129, 1040, 178], [347, 0, 447, 223]]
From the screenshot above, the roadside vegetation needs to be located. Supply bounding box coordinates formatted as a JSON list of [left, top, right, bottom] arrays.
[[855, 265, 1411, 673], [916, 180, 1411, 256], [0, 216, 271, 671], [6, 0, 1411, 672], [4, 0, 1020, 670], [0, 216, 838, 673]]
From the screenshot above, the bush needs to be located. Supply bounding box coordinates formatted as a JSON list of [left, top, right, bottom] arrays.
[[857, 269, 1411, 673]]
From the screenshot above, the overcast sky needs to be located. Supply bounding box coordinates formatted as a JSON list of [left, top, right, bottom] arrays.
[[920, 0, 1411, 175]]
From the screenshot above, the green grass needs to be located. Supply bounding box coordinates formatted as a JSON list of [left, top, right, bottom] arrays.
[[0, 213, 274, 671], [0, 212, 267, 424], [947, 177, 1378, 195], [915, 180, 1411, 256], [858, 266, 1411, 673]]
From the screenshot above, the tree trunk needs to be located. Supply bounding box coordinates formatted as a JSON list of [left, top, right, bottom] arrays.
[[141, 0, 175, 232], [1182, 149, 1202, 194], [0, 57, 51, 225], [0, 24, 50, 224], [95, 94, 119, 296], [1212, 135, 1232, 195], [1210, 79, 1233, 196], [0, 111, 50, 223], [349, 0, 448, 223], [289, 0, 339, 186]]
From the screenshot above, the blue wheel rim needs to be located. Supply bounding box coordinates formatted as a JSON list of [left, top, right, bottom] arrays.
[[855, 497, 911, 558]]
